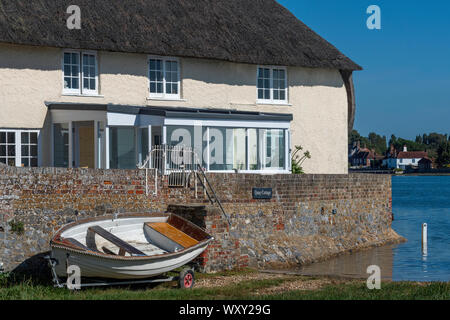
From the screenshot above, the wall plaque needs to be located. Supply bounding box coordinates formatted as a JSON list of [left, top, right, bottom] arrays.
[[252, 188, 273, 199]]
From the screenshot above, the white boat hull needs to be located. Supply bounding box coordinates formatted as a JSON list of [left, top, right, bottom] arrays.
[[52, 243, 209, 279], [50, 213, 212, 280]]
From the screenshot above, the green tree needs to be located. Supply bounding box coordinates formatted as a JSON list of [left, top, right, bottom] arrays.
[[415, 135, 423, 144], [389, 135, 397, 147], [368, 132, 387, 155], [349, 130, 387, 155], [436, 142, 450, 168]]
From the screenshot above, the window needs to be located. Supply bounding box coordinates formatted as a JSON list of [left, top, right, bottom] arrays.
[[149, 57, 180, 99], [0, 130, 39, 167], [257, 67, 288, 104], [82, 53, 98, 94], [63, 51, 98, 95], [248, 129, 260, 171], [109, 127, 136, 169], [53, 124, 69, 167], [21, 132, 38, 167], [264, 129, 286, 170], [166, 126, 288, 172], [0, 131, 16, 166]]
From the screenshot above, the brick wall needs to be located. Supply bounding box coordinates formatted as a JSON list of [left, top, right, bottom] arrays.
[[0, 166, 403, 273]]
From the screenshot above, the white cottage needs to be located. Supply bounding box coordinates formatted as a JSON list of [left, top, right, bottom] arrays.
[[383, 146, 428, 169], [0, 0, 361, 174]]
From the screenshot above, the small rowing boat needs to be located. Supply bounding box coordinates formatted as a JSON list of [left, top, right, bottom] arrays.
[[50, 213, 213, 281]]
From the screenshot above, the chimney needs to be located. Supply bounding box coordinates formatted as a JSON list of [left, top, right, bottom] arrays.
[[403, 145, 407, 152]]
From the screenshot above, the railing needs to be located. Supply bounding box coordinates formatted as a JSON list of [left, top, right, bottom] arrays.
[[194, 163, 231, 226], [140, 145, 198, 173], [139, 145, 197, 192], [138, 145, 231, 226]]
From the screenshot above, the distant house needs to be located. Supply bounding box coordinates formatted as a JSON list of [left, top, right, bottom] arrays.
[[383, 145, 428, 169], [349, 142, 384, 168]]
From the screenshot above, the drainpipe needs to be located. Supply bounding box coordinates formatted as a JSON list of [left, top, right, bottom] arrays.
[[340, 70, 357, 133]]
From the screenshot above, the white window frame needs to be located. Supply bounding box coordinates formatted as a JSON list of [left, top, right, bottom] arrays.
[[261, 129, 287, 171], [257, 66, 288, 105], [81, 51, 99, 95], [0, 129, 40, 167], [62, 50, 99, 96], [148, 56, 181, 100], [164, 121, 291, 174]]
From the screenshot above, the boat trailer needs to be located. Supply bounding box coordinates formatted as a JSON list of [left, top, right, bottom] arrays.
[[45, 256, 196, 290]]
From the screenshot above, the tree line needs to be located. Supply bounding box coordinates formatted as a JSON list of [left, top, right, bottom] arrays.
[[349, 130, 450, 167]]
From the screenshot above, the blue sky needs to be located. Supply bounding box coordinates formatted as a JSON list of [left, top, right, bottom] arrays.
[[278, 0, 450, 140]]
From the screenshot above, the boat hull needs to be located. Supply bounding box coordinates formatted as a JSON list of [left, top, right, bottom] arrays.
[[51, 243, 209, 279], [50, 213, 212, 280]]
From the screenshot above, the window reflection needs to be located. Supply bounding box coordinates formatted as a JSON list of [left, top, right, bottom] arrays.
[[166, 126, 287, 172]]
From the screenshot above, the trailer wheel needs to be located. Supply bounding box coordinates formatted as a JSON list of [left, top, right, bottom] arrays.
[[179, 268, 195, 289]]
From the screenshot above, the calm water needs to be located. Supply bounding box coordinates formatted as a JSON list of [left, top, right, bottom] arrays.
[[298, 175, 450, 282], [391, 175, 450, 281]]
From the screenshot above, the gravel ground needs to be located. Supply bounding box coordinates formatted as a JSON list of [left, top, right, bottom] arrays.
[[194, 271, 351, 296], [255, 278, 336, 295], [195, 273, 288, 289]]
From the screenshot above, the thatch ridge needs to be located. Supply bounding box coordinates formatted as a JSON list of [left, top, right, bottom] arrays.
[[0, 0, 361, 70]]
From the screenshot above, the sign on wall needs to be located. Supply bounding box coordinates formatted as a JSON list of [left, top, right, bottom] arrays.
[[252, 188, 273, 200]]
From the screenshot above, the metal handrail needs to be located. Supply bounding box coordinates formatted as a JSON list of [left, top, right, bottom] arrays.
[[139, 145, 231, 226], [195, 163, 231, 227]]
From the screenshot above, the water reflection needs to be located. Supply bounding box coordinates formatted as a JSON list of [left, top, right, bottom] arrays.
[[298, 245, 397, 280], [297, 176, 450, 282]]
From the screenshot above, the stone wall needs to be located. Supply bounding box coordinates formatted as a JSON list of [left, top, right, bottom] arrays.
[[0, 166, 403, 274]]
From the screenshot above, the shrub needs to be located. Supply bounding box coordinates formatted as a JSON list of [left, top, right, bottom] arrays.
[[8, 220, 25, 235], [291, 145, 311, 174]]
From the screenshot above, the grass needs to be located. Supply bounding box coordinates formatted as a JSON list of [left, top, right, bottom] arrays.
[[0, 269, 449, 300], [260, 281, 450, 300]]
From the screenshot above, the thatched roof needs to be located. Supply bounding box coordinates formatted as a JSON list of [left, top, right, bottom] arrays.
[[0, 0, 361, 70]]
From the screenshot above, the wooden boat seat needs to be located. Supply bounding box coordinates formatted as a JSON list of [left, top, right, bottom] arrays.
[[88, 226, 146, 256], [146, 222, 199, 249], [65, 237, 100, 252]]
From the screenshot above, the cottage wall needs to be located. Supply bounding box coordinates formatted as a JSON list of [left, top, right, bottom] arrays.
[[0, 43, 349, 174]]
